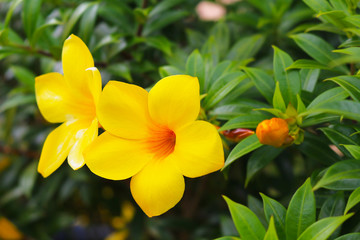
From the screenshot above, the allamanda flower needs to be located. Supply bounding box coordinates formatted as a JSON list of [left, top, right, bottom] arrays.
[[35, 34, 101, 177], [84, 75, 224, 217]]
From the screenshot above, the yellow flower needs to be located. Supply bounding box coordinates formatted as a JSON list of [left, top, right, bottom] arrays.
[[35, 34, 101, 177], [256, 118, 290, 147], [84, 75, 224, 217]]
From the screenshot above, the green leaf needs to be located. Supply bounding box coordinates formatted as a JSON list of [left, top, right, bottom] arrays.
[[146, 36, 173, 56], [344, 186, 360, 214], [273, 46, 300, 106], [273, 81, 286, 112], [61, 2, 94, 41], [204, 72, 247, 109], [319, 192, 345, 219], [326, 76, 360, 102], [225, 34, 265, 62], [248, 195, 268, 227], [307, 87, 349, 109], [159, 65, 183, 78], [107, 63, 133, 83], [334, 233, 360, 240], [10, 65, 36, 91], [0, 94, 36, 113], [291, 33, 348, 74], [303, 0, 333, 12], [209, 21, 230, 59], [287, 59, 330, 70], [219, 114, 268, 131], [298, 132, 339, 165], [19, 161, 38, 198], [285, 178, 316, 240], [79, 3, 99, 45], [223, 196, 266, 240], [148, 0, 183, 18], [4, 0, 23, 29], [314, 160, 360, 190], [213, 237, 241, 240], [297, 94, 306, 113], [300, 69, 320, 92], [342, 145, 360, 159], [201, 36, 220, 68], [297, 214, 353, 240], [243, 67, 274, 103], [207, 61, 237, 91], [319, 128, 358, 158], [31, 19, 62, 47], [22, 0, 42, 40], [186, 49, 205, 93], [260, 193, 286, 240], [302, 100, 360, 122], [143, 10, 189, 36], [224, 134, 262, 169], [264, 217, 279, 240], [245, 146, 283, 187]]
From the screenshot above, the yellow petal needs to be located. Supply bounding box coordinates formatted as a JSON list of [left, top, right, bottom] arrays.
[[38, 120, 85, 177], [148, 75, 200, 130], [62, 34, 94, 97], [35, 72, 75, 123], [97, 81, 153, 139], [85, 67, 102, 109], [68, 118, 98, 170], [169, 120, 224, 178], [130, 159, 184, 217], [84, 131, 152, 180]]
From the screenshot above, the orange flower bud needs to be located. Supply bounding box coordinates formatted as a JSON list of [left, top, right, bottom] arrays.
[[256, 118, 290, 147], [221, 128, 254, 142]]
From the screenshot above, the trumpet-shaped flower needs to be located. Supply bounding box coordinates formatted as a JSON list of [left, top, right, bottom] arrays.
[[256, 118, 290, 147], [84, 75, 224, 217], [35, 34, 101, 177]]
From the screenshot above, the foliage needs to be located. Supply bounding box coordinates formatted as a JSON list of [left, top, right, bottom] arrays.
[[1, 0, 360, 239]]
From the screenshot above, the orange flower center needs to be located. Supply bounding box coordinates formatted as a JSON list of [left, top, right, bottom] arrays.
[[146, 127, 176, 159]]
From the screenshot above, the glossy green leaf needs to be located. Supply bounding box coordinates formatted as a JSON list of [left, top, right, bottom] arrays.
[[273, 81, 286, 112], [224, 134, 262, 169], [79, 3, 99, 45], [285, 178, 316, 240], [300, 69, 320, 92], [22, 0, 42, 40], [148, 0, 183, 18], [298, 132, 339, 165], [186, 49, 205, 93], [10, 65, 36, 91], [297, 94, 306, 113], [204, 72, 247, 109], [291, 33, 348, 74], [209, 21, 230, 59], [4, 0, 23, 29], [297, 214, 353, 240], [31, 19, 62, 47], [334, 233, 360, 240], [245, 146, 283, 187], [302, 0, 332, 12], [214, 237, 241, 240], [302, 100, 360, 122], [143, 10, 189, 36], [326, 76, 360, 102], [223, 196, 266, 240], [260, 193, 286, 240], [107, 63, 133, 83], [207, 61, 237, 91], [243, 67, 274, 103], [248, 195, 267, 227], [319, 192, 345, 219], [319, 128, 357, 158], [225, 34, 265, 62], [220, 114, 268, 131], [0, 94, 36, 113], [287, 59, 330, 70], [314, 160, 360, 190], [342, 145, 360, 159], [344, 186, 360, 214], [159, 65, 183, 78], [19, 161, 38, 198], [307, 87, 349, 109], [146, 36, 173, 56], [273, 46, 300, 106], [61, 2, 94, 41], [264, 217, 279, 240]]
